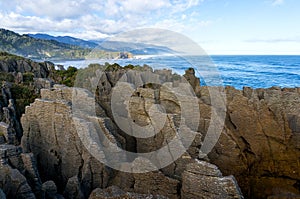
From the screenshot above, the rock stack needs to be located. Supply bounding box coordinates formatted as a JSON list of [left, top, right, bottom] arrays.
[[19, 75, 243, 198], [0, 62, 299, 198]]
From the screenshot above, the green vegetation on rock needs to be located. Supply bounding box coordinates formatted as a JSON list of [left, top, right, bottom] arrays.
[[0, 51, 26, 61], [23, 72, 34, 84], [0, 72, 15, 82], [50, 66, 78, 87], [10, 84, 39, 116]]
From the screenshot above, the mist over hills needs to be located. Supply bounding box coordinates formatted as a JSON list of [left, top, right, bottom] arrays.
[[27, 33, 98, 49], [28, 32, 175, 56], [0, 28, 175, 61]]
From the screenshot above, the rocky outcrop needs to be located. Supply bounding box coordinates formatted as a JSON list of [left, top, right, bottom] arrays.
[[63, 176, 85, 199], [0, 52, 51, 78], [131, 157, 180, 199], [42, 181, 59, 199], [0, 82, 22, 145], [183, 68, 201, 97], [204, 86, 300, 198], [0, 144, 22, 167], [88, 186, 167, 199], [16, 65, 300, 198], [2, 99, 23, 144], [20, 85, 174, 197], [0, 53, 54, 141], [181, 160, 243, 199], [0, 163, 36, 199], [33, 78, 54, 91], [0, 74, 53, 199], [1, 82, 12, 107], [0, 54, 73, 198], [0, 189, 6, 199], [0, 144, 41, 198], [20, 80, 241, 199], [22, 153, 43, 197], [21, 86, 117, 197]]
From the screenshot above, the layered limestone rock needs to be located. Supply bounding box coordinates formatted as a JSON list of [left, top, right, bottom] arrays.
[[0, 189, 6, 199], [0, 55, 54, 144], [42, 181, 59, 199], [0, 123, 10, 144], [181, 160, 243, 199], [0, 144, 22, 167], [33, 78, 54, 91], [0, 165, 36, 199], [2, 99, 23, 144], [21, 83, 242, 199], [1, 82, 12, 108], [0, 82, 22, 144], [21, 153, 43, 197], [92, 68, 300, 198], [0, 136, 42, 198], [21, 95, 112, 197], [19, 65, 300, 199], [0, 57, 51, 78], [205, 86, 300, 198], [88, 186, 168, 199]]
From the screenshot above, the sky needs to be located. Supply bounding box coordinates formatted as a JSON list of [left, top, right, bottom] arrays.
[[0, 0, 299, 55]]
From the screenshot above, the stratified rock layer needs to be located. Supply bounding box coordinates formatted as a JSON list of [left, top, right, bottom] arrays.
[[181, 160, 243, 199], [0, 55, 51, 78], [21, 82, 242, 199], [205, 86, 300, 198], [19, 66, 300, 199], [88, 186, 168, 199]]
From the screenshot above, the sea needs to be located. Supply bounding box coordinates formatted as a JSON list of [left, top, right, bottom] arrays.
[[55, 55, 300, 90]]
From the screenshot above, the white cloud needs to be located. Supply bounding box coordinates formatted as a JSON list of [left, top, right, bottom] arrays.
[[153, 18, 211, 36], [169, 0, 203, 13], [0, 0, 206, 39], [0, 0, 97, 19], [187, 0, 201, 8], [0, 12, 77, 32], [120, 0, 171, 13], [65, 31, 110, 40], [272, 0, 284, 6]]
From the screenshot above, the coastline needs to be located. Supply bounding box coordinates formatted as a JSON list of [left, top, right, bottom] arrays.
[[0, 53, 299, 198]]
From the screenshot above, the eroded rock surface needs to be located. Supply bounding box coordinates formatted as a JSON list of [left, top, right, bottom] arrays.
[[89, 186, 168, 199], [205, 86, 300, 198], [6, 65, 299, 199], [20, 73, 242, 199], [0, 57, 51, 78], [0, 164, 36, 199], [181, 160, 243, 199], [0, 189, 6, 199]]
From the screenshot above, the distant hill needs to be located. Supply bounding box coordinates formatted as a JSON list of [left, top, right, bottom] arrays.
[[0, 28, 95, 60], [29, 32, 175, 55], [92, 40, 175, 55], [0, 28, 175, 61], [27, 33, 98, 49]]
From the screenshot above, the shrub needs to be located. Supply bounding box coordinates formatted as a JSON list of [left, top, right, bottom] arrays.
[[10, 84, 39, 115], [23, 72, 34, 84], [0, 72, 14, 82]]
